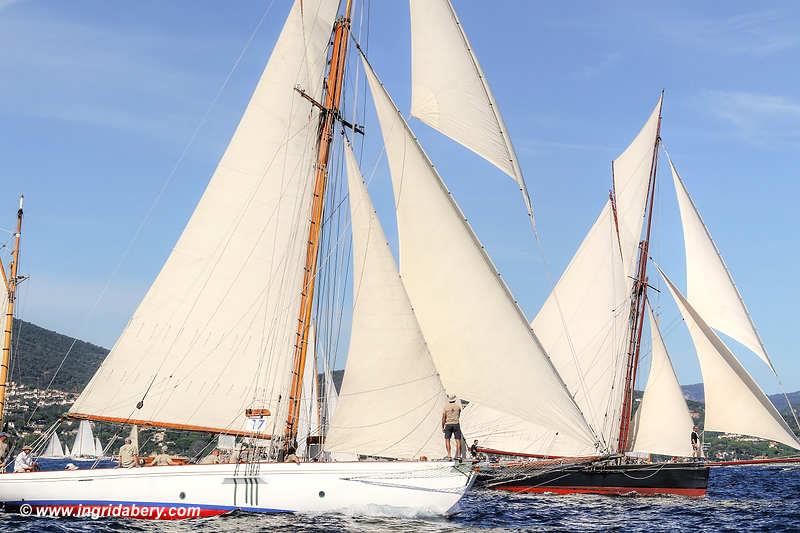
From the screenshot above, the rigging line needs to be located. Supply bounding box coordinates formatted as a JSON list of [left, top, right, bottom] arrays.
[[24, 0, 277, 426]]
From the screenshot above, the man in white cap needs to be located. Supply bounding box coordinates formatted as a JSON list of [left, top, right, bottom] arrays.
[[442, 394, 462, 460], [150, 445, 174, 466], [14, 444, 37, 473]]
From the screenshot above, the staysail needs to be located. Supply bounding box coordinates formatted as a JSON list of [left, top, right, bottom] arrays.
[[324, 142, 446, 459], [68, 0, 339, 434], [669, 158, 773, 371], [409, 0, 531, 221], [362, 54, 595, 446], [531, 98, 662, 452], [632, 304, 694, 457], [659, 268, 800, 449]]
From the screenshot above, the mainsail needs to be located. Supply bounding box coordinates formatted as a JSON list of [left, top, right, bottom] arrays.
[[669, 158, 773, 371], [409, 0, 530, 219], [362, 54, 596, 447], [632, 305, 694, 457], [68, 0, 339, 434], [659, 268, 800, 449], [531, 98, 662, 452], [324, 142, 446, 459]]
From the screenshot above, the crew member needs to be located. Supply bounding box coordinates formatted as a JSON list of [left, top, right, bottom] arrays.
[[150, 445, 174, 466], [118, 437, 139, 468], [691, 425, 702, 459], [13, 445, 38, 473], [442, 394, 462, 460], [199, 448, 222, 465]]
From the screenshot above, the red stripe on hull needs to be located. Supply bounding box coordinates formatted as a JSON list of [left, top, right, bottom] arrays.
[[27, 504, 229, 520], [495, 485, 706, 497]]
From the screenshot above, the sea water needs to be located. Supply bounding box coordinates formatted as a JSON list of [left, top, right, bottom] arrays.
[[0, 466, 797, 531]]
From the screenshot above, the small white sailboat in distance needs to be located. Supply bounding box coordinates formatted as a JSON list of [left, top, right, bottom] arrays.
[[70, 420, 101, 462], [41, 433, 67, 459]]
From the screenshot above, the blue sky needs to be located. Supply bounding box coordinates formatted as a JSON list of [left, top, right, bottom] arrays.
[[1, 0, 798, 393]]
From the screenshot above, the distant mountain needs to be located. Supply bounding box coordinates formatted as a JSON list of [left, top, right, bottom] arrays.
[[10, 319, 108, 392], [681, 382, 800, 414], [681, 383, 705, 402]]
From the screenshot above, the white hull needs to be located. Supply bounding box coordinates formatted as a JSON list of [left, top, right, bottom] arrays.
[[0, 461, 472, 519]]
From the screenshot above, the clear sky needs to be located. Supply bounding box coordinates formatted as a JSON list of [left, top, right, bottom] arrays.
[[1, 0, 798, 393]]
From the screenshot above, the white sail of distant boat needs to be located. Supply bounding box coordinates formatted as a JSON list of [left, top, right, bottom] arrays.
[[632, 304, 694, 457], [659, 267, 800, 449], [63, 443, 70, 457], [71, 420, 99, 459], [42, 432, 65, 459], [94, 437, 104, 458], [668, 157, 774, 371]]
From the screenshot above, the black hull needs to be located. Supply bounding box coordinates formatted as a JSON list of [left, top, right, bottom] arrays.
[[476, 462, 709, 496]]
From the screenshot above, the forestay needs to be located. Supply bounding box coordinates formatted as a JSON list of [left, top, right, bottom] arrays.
[[659, 268, 800, 450], [362, 54, 596, 447], [69, 0, 340, 434], [324, 142, 446, 460], [632, 305, 694, 457], [409, 0, 531, 218], [531, 99, 662, 453], [669, 158, 773, 371]]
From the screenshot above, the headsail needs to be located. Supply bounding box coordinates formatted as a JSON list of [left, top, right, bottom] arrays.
[[324, 142, 445, 460], [68, 0, 339, 434], [632, 304, 694, 457], [409, 0, 532, 222], [659, 267, 800, 450], [362, 54, 596, 447], [669, 157, 773, 371], [531, 98, 662, 452]]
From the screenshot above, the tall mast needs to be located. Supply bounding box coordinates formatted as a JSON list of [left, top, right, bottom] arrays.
[[617, 95, 663, 453], [283, 0, 353, 453], [0, 196, 24, 428]]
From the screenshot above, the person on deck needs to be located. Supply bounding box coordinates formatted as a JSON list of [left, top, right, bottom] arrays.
[[0, 433, 10, 467], [442, 394, 462, 460], [13, 445, 38, 473], [199, 448, 221, 465], [150, 446, 174, 466], [118, 437, 139, 468], [691, 426, 702, 459], [284, 445, 301, 464]]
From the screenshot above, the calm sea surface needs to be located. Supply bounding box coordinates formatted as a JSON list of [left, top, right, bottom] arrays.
[[1, 465, 797, 531]]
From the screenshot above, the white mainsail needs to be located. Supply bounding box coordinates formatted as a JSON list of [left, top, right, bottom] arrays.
[[632, 305, 694, 457], [531, 98, 662, 453], [68, 0, 340, 434], [362, 54, 595, 447], [324, 142, 446, 460], [42, 432, 65, 458], [669, 158, 773, 371], [659, 268, 800, 449], [409, 0, 531, 219]]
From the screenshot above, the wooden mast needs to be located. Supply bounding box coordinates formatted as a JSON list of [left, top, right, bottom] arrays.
[[616, 95, 663, 453], [283, 0, 353, 453], [0, 196, 24, 428]]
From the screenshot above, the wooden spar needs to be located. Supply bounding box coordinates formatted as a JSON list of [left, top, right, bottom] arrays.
[[68, 412, 272, 440], [616, 94, 663, 453], [0, 196, 24, 428], [283, 0, 353, 453]]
